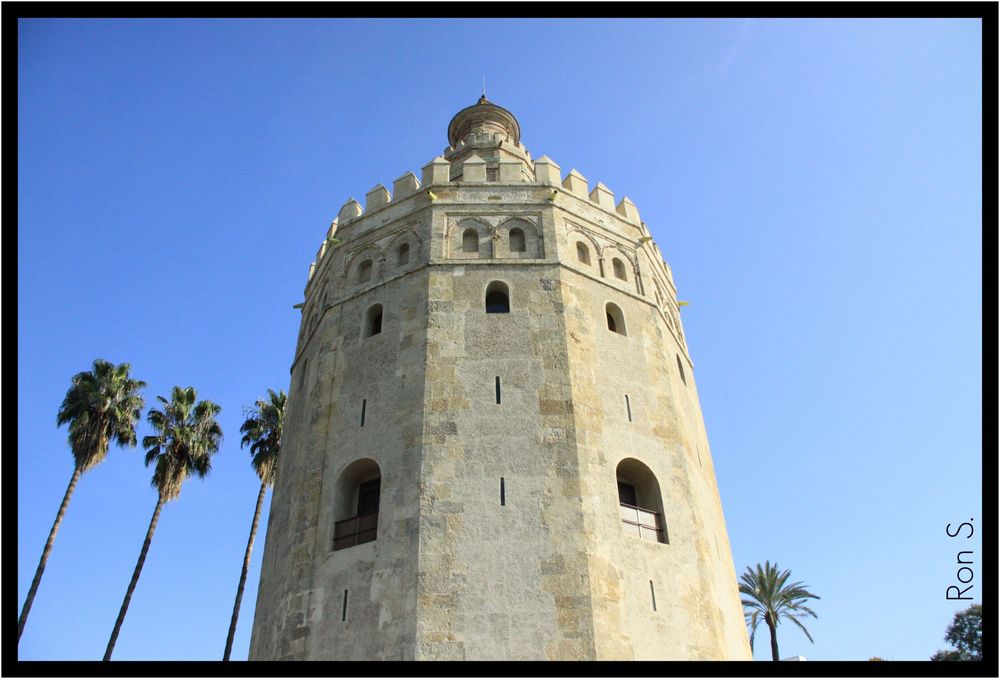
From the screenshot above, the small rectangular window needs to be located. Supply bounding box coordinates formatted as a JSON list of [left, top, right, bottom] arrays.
[[495, 376, 501, 404], [342, 589, 348, 622], [625, 394, 632, 422], [500, 477, 506, 506], [360, 399, 367, 427]]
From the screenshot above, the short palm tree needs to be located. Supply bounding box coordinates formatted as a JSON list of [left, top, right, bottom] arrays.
[[103, 386, 222, 661], [739, 561, 820, 661], [18, 359, 145, 643], [223, 389, 286, 661]]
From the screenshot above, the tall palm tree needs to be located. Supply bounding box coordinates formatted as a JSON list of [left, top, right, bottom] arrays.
[[103, 386, 222, 661], [223, 389, 286, 661], [19, 359, 145, 643], [739, 561, 820, 661]]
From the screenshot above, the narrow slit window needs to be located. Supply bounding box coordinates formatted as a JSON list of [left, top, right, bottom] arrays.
[[676, 355, 687, 385], [500, 477, 506, 506], [342, 589, 348, 622], [650, 581, 657, 611], [397, 243, 410, 265], [625, 394, 632, 422], [495, 376, 501, 404], [298, 358, 309, 391], [360, 399, 367, 427]]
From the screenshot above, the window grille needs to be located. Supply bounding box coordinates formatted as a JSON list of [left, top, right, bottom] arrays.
[[619, 502, 666, 543]]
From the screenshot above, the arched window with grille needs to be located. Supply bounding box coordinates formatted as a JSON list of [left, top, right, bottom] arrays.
[[333, 459, 382, 551], [616, 458, 667, 544]]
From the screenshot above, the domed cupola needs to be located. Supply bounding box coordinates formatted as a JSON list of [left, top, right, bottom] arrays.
[[447, 95, 521, 148], [443, 96, 532, 181]]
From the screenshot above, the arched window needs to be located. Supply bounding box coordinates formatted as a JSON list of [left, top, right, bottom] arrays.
[[462, 229, 479, 253], [612, 258, 627, 281], [485, 281, 510, 314], [364, 304, 383, 338], [606, 302, 626, 336], [616, 458, 667, 544], [333, 458, 381, 551], [509, 228, 525, 253], [576, 241, 591, 265], [358, 259, 373, 283], [397, 243, 410, 265]]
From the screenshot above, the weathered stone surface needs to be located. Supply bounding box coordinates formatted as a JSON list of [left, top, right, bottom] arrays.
[[248, 97, 750, 662]]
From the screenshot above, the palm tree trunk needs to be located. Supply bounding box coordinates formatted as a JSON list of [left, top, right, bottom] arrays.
[[104, 495, 164, 661], [18, 467, 83, 643], [223, 481, 267, 661], [767, 618, 780, 661]]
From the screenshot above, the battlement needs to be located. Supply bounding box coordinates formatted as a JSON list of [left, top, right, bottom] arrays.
[[304, 154, 647, 288]]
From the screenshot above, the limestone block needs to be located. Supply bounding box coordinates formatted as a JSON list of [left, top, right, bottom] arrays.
[[562, 169, 588, 197], [316, 240, 327, 262], [498, 159, 522, 182], [589, 182, 615, 211], [615, 196, 641, 223], [533, 155, 561, 185], [462, 156, 486, 182], [393, 172, 420, 199], [326, 219, 338, 240], [307, 261, 315, 280], [365, 184, 391, 212], [338, 198, 362, 223], [422, 156, 451, 186]]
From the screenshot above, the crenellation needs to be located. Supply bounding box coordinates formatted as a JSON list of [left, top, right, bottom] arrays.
[[461, 156, 487, 182], [422, 156, 451, 186], [366, 184, 392, 212], [534, 156, 561, 185], [589, 182, 615, 212], [562, 169, 589, 197], [615, 197, 641, 224], [393, 172, 421, 199], [338, 198, 363, 223], [498, 159, 522, 182]]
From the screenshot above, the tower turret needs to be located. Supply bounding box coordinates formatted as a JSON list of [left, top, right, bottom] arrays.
[[249, 97, 751, 661]]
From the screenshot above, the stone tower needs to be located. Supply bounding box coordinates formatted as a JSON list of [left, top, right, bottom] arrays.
[[248, 97, 751, 661]]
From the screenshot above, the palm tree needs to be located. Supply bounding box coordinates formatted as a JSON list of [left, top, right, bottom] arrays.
[[223, 389, 286, 661], [739, 561, 820, 661], [103, 386, 222, 661], [18, 359, 145, 643]]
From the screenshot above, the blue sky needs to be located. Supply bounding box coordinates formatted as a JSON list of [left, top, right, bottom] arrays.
[[17, 19, 982, 661]]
